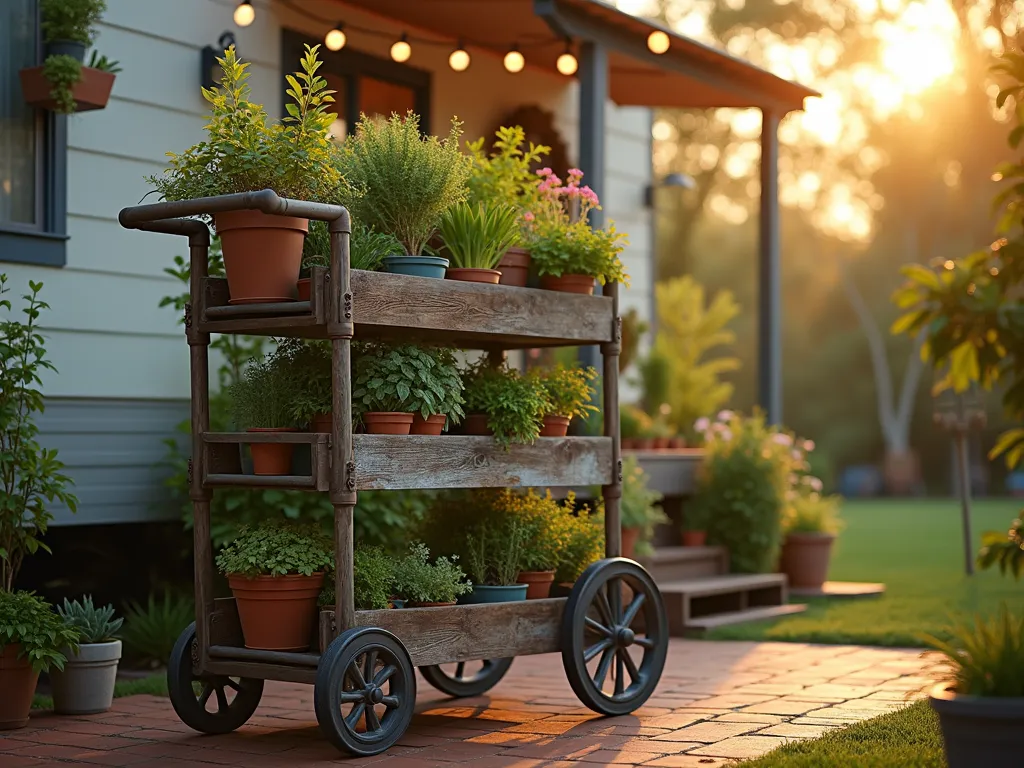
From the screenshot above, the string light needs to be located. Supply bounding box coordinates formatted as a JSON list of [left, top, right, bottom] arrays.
[[647, 30, 669, 54], [556, 39, 577, 76], [503, 45, 525, 73], [390, 33, 411, 62], [325, 22, 346, 51], [233, 0, 254, 27], [448, 42, 470, 72]]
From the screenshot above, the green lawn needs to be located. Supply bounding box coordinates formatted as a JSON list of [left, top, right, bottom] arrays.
[[736, 700, 944, 768], [708, 498, 1024, 646]]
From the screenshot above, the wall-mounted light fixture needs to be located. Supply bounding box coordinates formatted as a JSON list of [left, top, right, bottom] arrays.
[[643, 172, 695, 207], [201, 31, 237, 90]]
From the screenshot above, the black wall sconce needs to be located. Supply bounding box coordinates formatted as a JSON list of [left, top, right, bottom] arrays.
[[201, 31, 237, 90], [643, 172, 696, 207]]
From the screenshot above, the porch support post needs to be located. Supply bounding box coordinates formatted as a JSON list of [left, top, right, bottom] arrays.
[[758, 108, 782, 424]]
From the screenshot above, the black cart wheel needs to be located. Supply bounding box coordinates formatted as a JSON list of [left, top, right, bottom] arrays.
[[314, 627, 416, 757], [561, 558, 668, 715], [167, 623, 264, 734], [420, 658, 514, 698]]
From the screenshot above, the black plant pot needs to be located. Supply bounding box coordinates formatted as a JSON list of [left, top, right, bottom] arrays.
[[45, 40, 86, 62], [930, 684, 1024, 768]]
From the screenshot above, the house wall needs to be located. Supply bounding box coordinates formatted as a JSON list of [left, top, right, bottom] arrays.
[[5, 0, 652, 526]]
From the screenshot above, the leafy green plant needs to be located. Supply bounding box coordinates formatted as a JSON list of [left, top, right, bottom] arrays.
[[783, 491, 844, 536], [439, 202, 521, 269], [921, 604, 1024, 697], [978, 514, 1024, 578], [555, 505, 605, 584], [462, 518, 531, 586], [465, 125, 549, 212], [41, 0, 105, 45], [620, 457, 668, 556], [119, 591, 193, 668], [462, 362, 549, 449], [229, 353, 295, 429], [1, 276, 78, 592], [272, 338, 331, 425], [302, 218, 400, 274], [620, 404, 653, 440], [502, 489, 572, 573], [0, 591, 79, 672], [534, 365, 598, 421], [353, 547, 396, 610], [215, 521, 333, 578], [57, 596, 122, 644], [41, 54, 82, 114], [352, 344, 465, 423], [393, 543, 471, 604], [342, 111, 470, 256], [636, 345, 672, 416], [87, 50, 121, 73]]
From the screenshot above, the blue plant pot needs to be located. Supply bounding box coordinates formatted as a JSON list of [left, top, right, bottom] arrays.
[[458, 584, 529, 605], [46, 41, 86, 62], [383, 255, 449, 279]]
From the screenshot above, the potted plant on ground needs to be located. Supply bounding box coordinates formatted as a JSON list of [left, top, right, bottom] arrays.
[[438, 202, 521, 284], [533, 364, 598, 437], [230, 354, 298, 474], [620, 456, 668, 559], [297, 219, 398, 300], [461, 361, 549, 448], [460, 520, 531, 603], [343, 111, 469, 279], [51, 596, 123, 715], [553, 501, 605, 595], [393, 543, 471, 607], [0, 591, 80, 729], [925, 605, 1024, 768], [778, 488, 843, 590], [216, 521, 332, 651], [680, 502, 708, 547], [147, 45, 344, 304]]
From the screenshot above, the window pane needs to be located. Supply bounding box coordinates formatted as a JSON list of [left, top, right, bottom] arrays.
[[358, 77, 415, 120], [0, 0, 39, 226]]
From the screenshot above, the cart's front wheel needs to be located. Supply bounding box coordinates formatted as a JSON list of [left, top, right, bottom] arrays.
[[420, 658, 513, 698], [315, 627, 416, 757], [562, 558, 668, 716], [167, 623, 264, 734]]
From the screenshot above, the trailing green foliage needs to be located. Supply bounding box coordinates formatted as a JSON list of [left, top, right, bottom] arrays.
[[439, 202, 521, 269], [41, 0, 105, 45], [352, 344, 464, 423], [42, 54, 82, 114], [978, 514, 1024, 578], [462, 362, 549, 449], [119, 591, 193, 667], [215, 520, 333, 578], [533, 365, 598, 421], [462, 518, 531, 586], [0, 591, 79, 672], [921, 604, 1024, 697], [619, 457, 668, 556], [393, 543, 471, 604], [465, 125, 549, 212], [302, 218, 400, 273], [57, 596, 122, 643]]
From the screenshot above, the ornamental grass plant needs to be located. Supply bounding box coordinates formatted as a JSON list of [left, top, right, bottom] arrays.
[[439, 202, 521, 269]]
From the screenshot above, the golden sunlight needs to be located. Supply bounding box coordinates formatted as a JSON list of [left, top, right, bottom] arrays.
[[876, 0, 958, 96]]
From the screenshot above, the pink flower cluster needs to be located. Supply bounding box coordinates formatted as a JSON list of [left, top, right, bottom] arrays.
[[536, 167, 600, 208]]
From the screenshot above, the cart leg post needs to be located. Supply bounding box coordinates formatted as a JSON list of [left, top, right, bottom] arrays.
[[601, 282, 622, 560]]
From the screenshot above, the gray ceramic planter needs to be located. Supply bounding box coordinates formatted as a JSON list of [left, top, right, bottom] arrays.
[[930, 683, 1024, 768], [50, 640, 122, 715]]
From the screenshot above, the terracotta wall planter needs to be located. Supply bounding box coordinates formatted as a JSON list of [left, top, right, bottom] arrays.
[[247, 427, 297, 475], [19, 65, 115, 113], [779, 533, 835, 589], [517, 570, 555, 599], [540, 415, 570, 437], [463, 414, 492, 435], [540, 273, 596, 295], [0, 644, 38, 730], [214, 210, 307, 304], [498, 248, 531, 287], [681, 530, 707, 547], [228, 572, 325, 651], [447, 268, 501, 284], [411, 414, 446, 435], [621, 527, 640, 559], [363, 412, 414, 435], [930, 683, 1024, 768]]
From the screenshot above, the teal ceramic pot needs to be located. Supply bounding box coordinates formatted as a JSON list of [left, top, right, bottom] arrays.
[[383, 255, 449, 279], [458, 584, 529, 604]]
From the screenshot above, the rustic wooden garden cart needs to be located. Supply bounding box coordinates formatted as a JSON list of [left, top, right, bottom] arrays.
[[119, 191, 669, 757]]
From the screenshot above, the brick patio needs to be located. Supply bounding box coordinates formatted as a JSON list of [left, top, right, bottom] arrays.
[[3, 640, 944, 767]]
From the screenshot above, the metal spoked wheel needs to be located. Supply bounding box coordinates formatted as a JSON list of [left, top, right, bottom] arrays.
[[561, 558, 668, 716], [420, 658, 514, 698], [314, 627, 417, 757], [167, 623, 264, 734]]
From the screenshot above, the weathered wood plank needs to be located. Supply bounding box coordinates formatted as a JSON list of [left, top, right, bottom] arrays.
[[204, 474, 316, 490], [354, 436, 614, 490], [209, 598, 244, 647], [203, 432, 324, 445], [353, 599, 566, 666]]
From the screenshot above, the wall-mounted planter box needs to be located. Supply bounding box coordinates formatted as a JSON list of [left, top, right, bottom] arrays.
[[19, 65, 115, 113]]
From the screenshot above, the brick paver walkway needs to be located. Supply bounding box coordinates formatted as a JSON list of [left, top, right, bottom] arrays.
[[3, 640, 943, 767]]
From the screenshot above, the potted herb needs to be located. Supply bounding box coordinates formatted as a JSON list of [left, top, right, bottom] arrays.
[[533, 365, 598, 437], [318, 546, 397, 610], [51, 596, 123, 715], [620, 456, 668, 559], [460, 520, 531, 603], [297, 219, 399, 300], [148, 45, 343, 304], [230, 354, 298, 474], [925, 606, 1024, 768], [278, 338, 332, 433], [778, 489, 843, 590], [554, 501, 605, 593], [508, 489, 573, 599], [680, 502, 708, 547], [343, 112, 470, 279], [393, 543, 471, 607], [620, 404, 653, 451], [0, 591, 80, 729], [216, 521, 332, 651], [438, 202, 521, 284], [462, 362, 549, 448]]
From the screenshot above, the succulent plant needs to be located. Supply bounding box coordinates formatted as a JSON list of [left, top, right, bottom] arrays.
[[57, 595, 123, 643]]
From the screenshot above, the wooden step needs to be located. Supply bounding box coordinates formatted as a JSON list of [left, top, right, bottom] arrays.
[[658, 573, 796, 634], [635, 546, 728, 581], [686, 604, 808, 632]]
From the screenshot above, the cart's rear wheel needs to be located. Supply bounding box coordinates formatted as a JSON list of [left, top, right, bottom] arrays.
[[420, 658, 513, 698], [167, 623, 264, 734], [561, 558, 668, 716], [314, 627, 416, 757]]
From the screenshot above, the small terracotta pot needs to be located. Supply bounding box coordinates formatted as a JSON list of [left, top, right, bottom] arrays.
[[247, 428, 297, 475], [215, 209, 308, 304], [228, 573, 325, 651], [779, 533, 835, 590], [653, 437, 671, 450], [411, 414, 447, 435], [408, 601, 457, 608], [681, 530, 707, 547], [296, 277, 312, 301], [0, 644, 38, 729], [517, 570, 555, 599], [621, 437, 637, 450], [446, 268, 502, 284], [636, 438, 656, 451], [363, 412, 414, 435], [310, 412, 332, 433], [19, 65, 115, 113], [498, 248, 531, 287], [463, 414, 493, 435], [541, 273, 596, 295], [540, 414, 571, 437], [621, 527, 640, 559], [668, 437, 686, 449]]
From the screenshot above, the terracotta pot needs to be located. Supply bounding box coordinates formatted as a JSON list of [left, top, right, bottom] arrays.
[[653, 437, 671, 450], [517, 570, 555, 599], [446, 268, 502, 284], [0, 644, 38, 729], [636, 438, 656, 451], [214, 209, 308, 304], [228, 573, 325, 651], [310, 412, 332, 433], [498, 248, 531, 287], [540, 414, 571, 437], [408, 601, 457, 608], [779, 533, 836, 590], [668, 437, 686, 449], [681, 530, 707, 547], [540, 273, 596, 295], [621, 527, 640, 559], [621, 437, 636, 450], [363, 412, 414, 435], [411, 414, 446, 435], [246, 428, 297, 475], [19, 65, 115, 113], [463, 414, 492, 435], [296, 277, 312, 302]]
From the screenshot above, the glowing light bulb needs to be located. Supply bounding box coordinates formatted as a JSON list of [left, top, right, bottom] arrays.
[[504, 47, 525, 73], [557, 52, 577, 76], [325, 24, 346, 51], [391, 34, 411, 63], [647, 30, 669, 54], [233, 0, 254, 27], [449, 46, 470, 72]]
